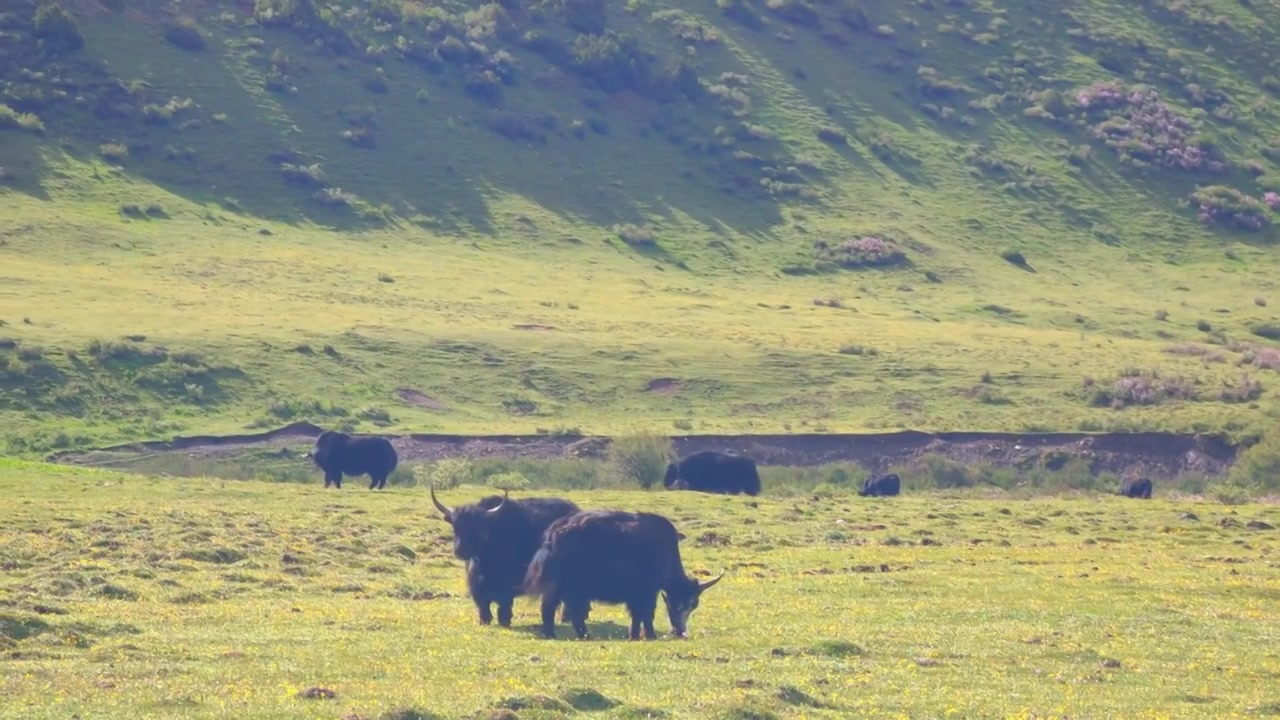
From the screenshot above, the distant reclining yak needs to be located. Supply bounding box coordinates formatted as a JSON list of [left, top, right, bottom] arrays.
[[1119, 477, 1153, 499], [858, 473, 901, 497], [664, 450, 761, 496]]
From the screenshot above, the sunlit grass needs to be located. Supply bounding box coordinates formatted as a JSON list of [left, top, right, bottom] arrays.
[[2, 463, 1279, 718]]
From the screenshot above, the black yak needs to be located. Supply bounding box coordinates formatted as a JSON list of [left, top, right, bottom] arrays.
[[430, 485, 580, 627], [1119, 477, 1153, 499], [858, 473, 901, 497], [664, 450, 761, 496], [305, 430, 398, 490], [522, 509, 725, 640]]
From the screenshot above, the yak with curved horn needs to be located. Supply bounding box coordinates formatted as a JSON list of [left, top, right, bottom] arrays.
[[430, 484, 580, 628]]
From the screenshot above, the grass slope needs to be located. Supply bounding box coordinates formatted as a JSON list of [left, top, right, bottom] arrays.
[[3, 0, 1280, 452], [3, 462, 1280, 718]]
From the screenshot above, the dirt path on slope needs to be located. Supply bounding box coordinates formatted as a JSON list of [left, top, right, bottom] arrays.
[[47, 421, 1239, 479]]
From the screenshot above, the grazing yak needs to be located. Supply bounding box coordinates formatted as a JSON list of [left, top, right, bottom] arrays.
[[522, 509, 725, 640], [430, 485, 580, 627], [305, 430, 398, 490], [664, 450, 761, 496], [858, 473, 901, 498], [1119, 477, 1153, 499]]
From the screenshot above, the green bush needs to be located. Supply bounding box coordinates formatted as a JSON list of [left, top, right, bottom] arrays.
[[1227, 430, 1280, 493], [605, 433, 673, 489], [419, 457, 473, 490], [33, 3, 83, 55]]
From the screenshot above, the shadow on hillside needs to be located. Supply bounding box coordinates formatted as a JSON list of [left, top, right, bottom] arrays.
[[52, 12, 810, 240], [0, 135, 54, 202]]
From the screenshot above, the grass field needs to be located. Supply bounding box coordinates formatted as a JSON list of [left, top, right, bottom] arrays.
[[3, 460, 1280, 719], [5, 0, 1280, 453]]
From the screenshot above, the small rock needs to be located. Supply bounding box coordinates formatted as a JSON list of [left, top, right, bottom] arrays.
[[1246, 520, 1275, 531], [1101, 658, 1121, 669], [1181, 512, 1199, 521], [298, 687, 337, 700]]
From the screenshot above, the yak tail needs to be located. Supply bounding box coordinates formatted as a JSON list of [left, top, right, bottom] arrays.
[[520, 543, 554, 597]]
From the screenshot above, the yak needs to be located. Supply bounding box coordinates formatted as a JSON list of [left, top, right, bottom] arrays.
[[663, 450, 761, 496], [430, 485, 580, 628], [1119, 477, 1153, 499], [858, 473, 901, 497], [305, 430, 398, 490], [522, 509, 725, 640]]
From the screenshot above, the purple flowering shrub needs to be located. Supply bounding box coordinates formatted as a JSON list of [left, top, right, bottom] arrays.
[[1189, 185, 1271, 231], [1070, 80, 1224, 173], [814, 236, 908, 269], [1082, 369, 1199, 409], [1265, 192, 1280, 211], [1081, 367, 1263, 408]]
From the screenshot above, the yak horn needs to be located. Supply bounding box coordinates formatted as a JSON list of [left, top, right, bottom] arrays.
[[698, 569, 726, 592], [430, 483, 453, 522], [485, 490, 510, 515]]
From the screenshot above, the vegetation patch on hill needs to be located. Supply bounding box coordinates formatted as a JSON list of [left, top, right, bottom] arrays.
[[3, 0, 1280, 453]]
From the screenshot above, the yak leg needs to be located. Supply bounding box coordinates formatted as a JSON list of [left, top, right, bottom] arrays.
[[569, 601, 590, 640], [496, 594, 515, 628], [539, 593, 561, 639], [377, 473, 389, 489], [628, 598, 658, 640], [475, 597, 494, 625], [471, 586, 493, 625]]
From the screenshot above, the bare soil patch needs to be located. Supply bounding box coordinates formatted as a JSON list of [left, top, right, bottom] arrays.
[[396, 388, 446, 410], [646, 378, 681, 395]]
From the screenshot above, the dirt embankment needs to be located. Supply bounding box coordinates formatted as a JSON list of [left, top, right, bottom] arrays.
[[47, 421, 1239, 479]]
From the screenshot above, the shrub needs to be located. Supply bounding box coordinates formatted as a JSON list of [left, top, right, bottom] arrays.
[[418, 457, 473, 490], [615, 223, 656, 247], [1070, 81, 1223, 173], [164, 18, 207, 51], [34, 3, 84, 55], [1190, 186, 1271, 231], [605, 433, 673, 489], [815, 236, 908, 269], [487, 471, 531, 491], [1083, 369, 1201, 408], [279, 163, 326, 187], [1227, 430, 1280, 493], [816, 126, 847, 145], [0, 104, 45, 133]]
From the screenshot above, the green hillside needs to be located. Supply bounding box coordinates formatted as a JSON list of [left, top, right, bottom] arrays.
[[3, 0, 1280, 453]]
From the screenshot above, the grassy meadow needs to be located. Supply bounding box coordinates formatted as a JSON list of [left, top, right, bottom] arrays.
[[3, 460, 1280, 719], [5, 0, 1280, 453]]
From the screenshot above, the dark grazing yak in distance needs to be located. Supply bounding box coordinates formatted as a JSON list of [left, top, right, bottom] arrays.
[[305, 430, 398, 490], [522, 509, 725, 640], [430, 485, 580, 628], [663, 450, 761, 496], [1119, 477, 1153, 499], [858, 473, 901, 497]]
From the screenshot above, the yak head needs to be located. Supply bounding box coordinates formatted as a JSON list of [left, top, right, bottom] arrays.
[[306, 431, 347, 466], [431, 485, 510, 560], [662, 462, 680, 488], [661, 569, 725, 638]]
